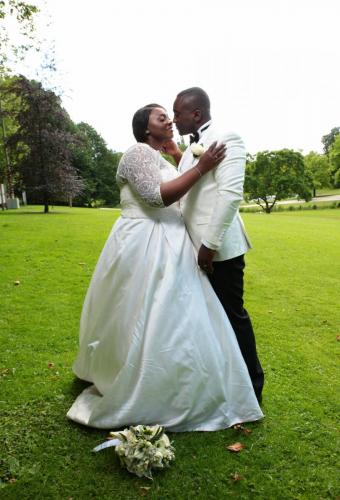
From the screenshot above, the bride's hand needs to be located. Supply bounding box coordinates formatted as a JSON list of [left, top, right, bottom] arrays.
[[197, 142, 226, 174], [161, 139, 181, 156], [162, 139, 183, 166]]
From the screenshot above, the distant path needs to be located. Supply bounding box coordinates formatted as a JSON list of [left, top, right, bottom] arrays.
[[313, 195, 340, 202], [242, 194, 340, 208], [99, 207, 121, 211]]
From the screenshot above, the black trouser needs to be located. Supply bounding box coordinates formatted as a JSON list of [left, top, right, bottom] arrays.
[[208, 254, 264, 399]]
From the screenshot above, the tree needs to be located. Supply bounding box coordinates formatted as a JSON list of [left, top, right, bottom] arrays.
[[304, 151, 330, 197], [72, 122, 121, 207], [0, 1, 40, 202], [6, 75, 83, 212], [245, 149, 312, 213], [0, 75, 22, 197], [322, 127, 340, 156], [0, 0, 39, 71], [95, 149, 121, 206], [329, 135, 340, 188]]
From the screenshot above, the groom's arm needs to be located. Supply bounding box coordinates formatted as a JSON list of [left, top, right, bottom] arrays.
[[200, 132, 246, 253]]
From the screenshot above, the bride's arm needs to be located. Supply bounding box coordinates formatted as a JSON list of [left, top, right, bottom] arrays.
[[161, 142, 226, 206], [118, 142, 225, 208]]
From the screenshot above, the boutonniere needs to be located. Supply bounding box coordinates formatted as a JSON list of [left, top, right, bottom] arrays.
[[190, 143, 205, 158]]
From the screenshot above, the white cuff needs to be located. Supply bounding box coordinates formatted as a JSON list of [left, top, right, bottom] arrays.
[[201, 239, 220, 251]]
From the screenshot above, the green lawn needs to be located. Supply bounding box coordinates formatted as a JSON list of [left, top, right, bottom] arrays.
[[1, 206, 339, 499], [315, 187, 340, 197]]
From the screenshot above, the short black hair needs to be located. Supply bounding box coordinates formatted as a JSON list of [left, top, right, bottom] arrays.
[[176, 87, 210, 114], [132, 103, 163, 142]]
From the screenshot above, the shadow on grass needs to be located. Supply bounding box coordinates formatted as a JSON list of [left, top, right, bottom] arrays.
[[68, 376, 92, 398]]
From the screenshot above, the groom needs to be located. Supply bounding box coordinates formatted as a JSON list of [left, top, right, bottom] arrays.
[[173, 87, 264, 401]]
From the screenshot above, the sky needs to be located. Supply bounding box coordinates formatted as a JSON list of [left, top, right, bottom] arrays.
[[14, 0, 340, 155]]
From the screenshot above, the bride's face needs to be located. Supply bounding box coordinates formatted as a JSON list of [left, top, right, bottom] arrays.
[[147, 108, 173, 141]]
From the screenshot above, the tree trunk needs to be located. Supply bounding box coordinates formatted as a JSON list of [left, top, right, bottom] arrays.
[[44, 203, 49, 213], [313, 187, 316, 197]]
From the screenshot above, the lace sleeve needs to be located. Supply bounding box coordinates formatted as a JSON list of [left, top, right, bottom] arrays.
[[117, 144, 164, 207]]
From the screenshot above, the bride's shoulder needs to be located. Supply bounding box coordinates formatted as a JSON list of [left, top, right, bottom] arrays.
[[126, 142, 156, 155], [120, 143, 157, 164], [118, 144, 160, 178]]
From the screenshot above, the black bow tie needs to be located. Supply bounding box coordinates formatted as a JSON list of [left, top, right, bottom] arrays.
[[189, 132, 199, 144], [189, 124, 210, 144]]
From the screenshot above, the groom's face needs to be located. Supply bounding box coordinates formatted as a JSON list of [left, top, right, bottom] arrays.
[[173, 97, 197, 136]]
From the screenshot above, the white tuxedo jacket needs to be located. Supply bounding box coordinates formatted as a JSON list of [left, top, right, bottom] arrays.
[[178, 125, 252, 261]]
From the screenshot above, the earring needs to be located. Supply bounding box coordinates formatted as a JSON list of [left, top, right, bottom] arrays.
[[145, 130, 150, 135]]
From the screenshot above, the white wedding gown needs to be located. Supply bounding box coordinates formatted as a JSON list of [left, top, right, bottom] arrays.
[[67, 143, 263, 431]]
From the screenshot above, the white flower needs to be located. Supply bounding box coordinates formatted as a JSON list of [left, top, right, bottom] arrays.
[[190, 143, 205, 158]]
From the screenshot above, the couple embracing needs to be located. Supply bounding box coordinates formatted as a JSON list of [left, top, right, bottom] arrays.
[[67, 87, 265, 431]]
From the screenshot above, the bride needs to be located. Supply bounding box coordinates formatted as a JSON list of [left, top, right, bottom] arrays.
[[67, 104, 263, 431]]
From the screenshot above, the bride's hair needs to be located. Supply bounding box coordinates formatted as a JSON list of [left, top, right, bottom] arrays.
[[132, 103, 164, 142]]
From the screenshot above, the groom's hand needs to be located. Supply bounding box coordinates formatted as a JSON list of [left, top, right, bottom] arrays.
[[198, 245, 216, 274]]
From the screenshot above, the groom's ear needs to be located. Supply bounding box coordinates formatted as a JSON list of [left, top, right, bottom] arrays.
[[193, 108, 202, 123]]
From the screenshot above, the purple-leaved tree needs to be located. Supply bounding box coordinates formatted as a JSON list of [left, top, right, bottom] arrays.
[[6, 75, 83, 212]]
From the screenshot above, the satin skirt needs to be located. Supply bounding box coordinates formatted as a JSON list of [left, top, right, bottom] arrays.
[[67, 213, 263, 431]]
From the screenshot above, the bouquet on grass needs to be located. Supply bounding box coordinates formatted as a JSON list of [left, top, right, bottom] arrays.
[[93, 424, 175, 479]]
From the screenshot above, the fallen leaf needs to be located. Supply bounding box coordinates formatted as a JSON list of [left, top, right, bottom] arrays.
[[140, 486, 151, 496], [48, 362, 55, 369], [13, 280, 20, 286], [230, 472, 242, 482], [336, 335, 340, 341], [226, 442, 245, 453], [8, 478, 17, 484]]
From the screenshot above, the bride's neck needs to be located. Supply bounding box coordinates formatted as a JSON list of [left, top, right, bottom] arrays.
[[144, 136, 163, 151]]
